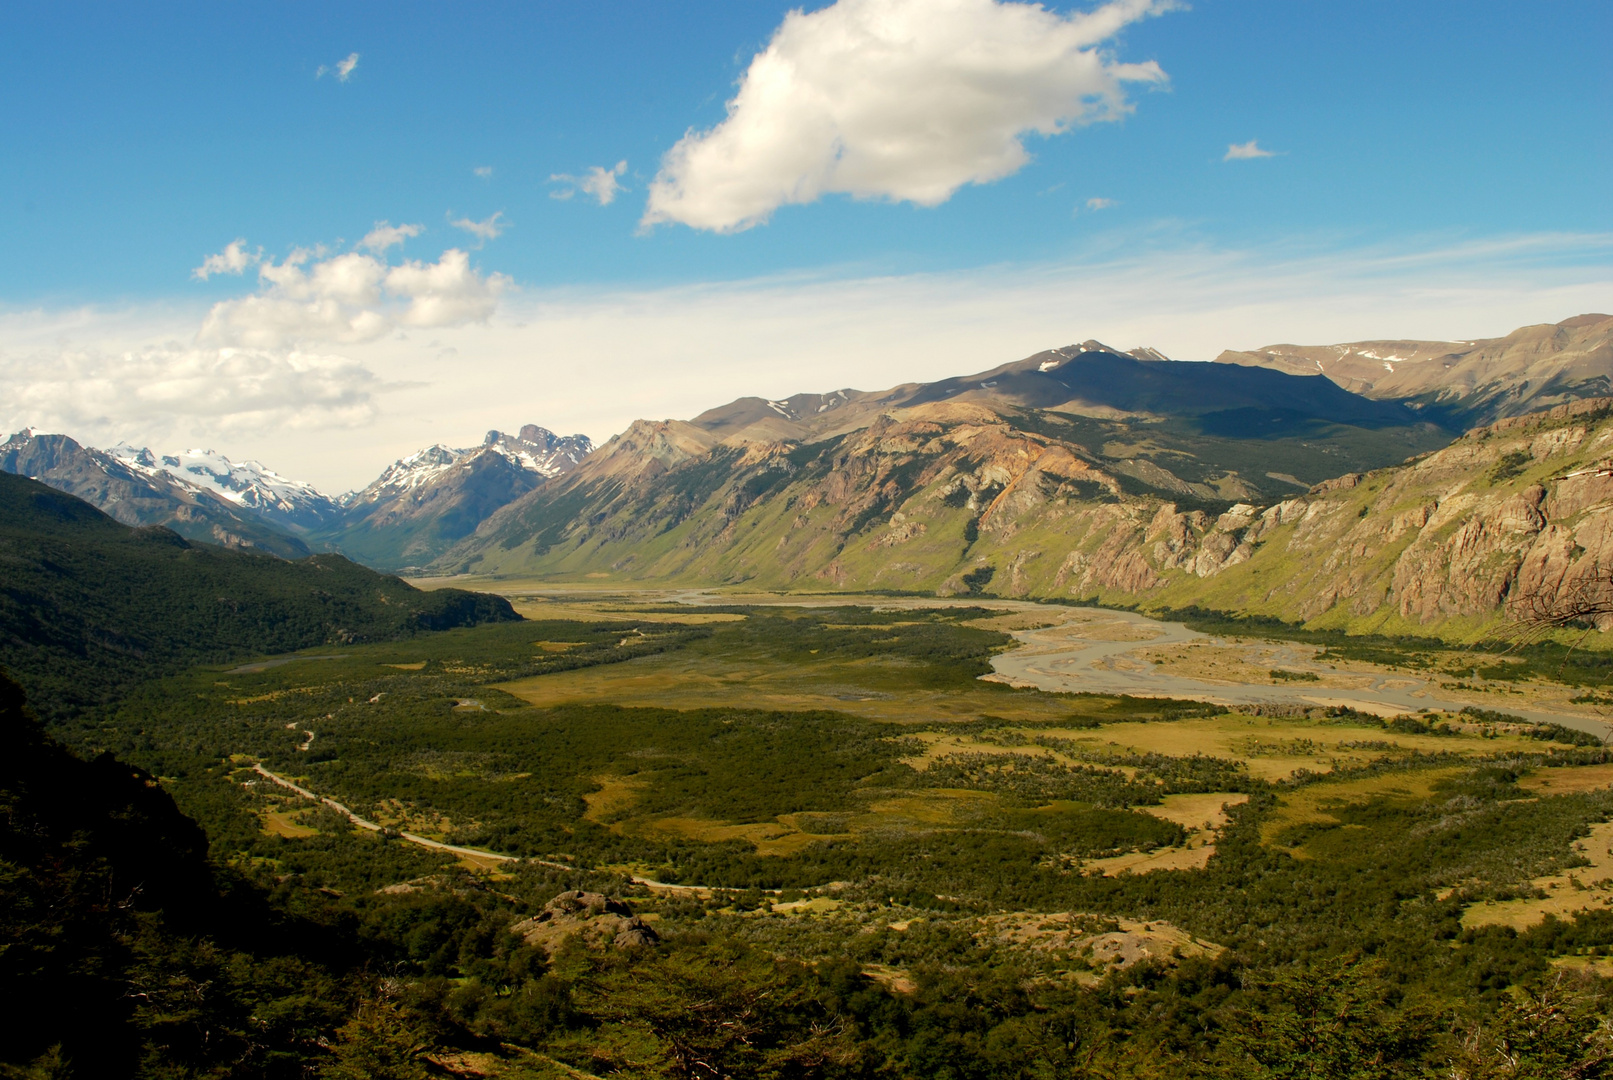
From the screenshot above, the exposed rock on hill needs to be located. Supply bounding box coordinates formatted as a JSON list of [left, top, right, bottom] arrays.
[[510, 890, 659, 954], [1219, 313, 1613, 428]]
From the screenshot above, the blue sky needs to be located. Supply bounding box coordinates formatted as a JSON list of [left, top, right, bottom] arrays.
[[4, 0, 1607, 297], [1, 0, 1609, 488]]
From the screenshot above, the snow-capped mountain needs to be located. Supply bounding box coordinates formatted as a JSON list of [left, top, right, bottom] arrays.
[[344, 425, 593, 507], [0, 429, 314, 558], [327, 425, 594, 571], [104, 444, 343, 530], [1, 422, 593, 569]]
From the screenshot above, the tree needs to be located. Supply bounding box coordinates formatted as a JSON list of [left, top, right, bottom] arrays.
[[578, 940, 854, 1080], [319, 994, 435, 1080], [1210, 957, 1434, 1080], [1445, 973, 1613, 1080]]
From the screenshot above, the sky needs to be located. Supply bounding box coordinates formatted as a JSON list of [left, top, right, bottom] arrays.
[[1, 0, 1609, 490]]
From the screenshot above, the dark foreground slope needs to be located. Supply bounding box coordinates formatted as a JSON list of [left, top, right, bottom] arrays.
[[0, 472, 518, 719], [0, 672, 376, 1077]]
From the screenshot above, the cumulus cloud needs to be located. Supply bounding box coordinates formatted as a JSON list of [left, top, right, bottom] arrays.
[[192, 240, 258, 280], [0, 344, 380, 437], [317, 52, 360, 82], [358, 221, 423, 253], [1085, 197, 1118, 210], [198, 243, 508, 348], [550, 161, 627, 205], [643, 0, 1175, 232], [450, 211, 507, 244], [1224, 139, 1276, 160]]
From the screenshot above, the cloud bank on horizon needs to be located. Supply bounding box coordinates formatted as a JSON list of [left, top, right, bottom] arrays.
[[643, 0, 1177, 232]]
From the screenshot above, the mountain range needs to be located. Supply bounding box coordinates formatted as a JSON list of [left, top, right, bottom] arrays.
[[0, 424, 591, 569], [6, 314, 1610, 635]]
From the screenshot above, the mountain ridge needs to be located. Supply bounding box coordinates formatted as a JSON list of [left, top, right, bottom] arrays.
[[1218, 313, 1613, 427]]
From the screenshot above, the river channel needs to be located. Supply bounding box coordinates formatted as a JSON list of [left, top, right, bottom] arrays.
[[661, 590, 1613, 742]]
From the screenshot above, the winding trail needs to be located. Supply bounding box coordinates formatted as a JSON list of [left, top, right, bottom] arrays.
[[251, 763, 532, 865]]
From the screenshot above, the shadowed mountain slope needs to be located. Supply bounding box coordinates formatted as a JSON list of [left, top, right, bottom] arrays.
[[0, 472, 518, 719]]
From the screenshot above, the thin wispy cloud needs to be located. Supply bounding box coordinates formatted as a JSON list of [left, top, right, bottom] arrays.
[[192, 240, 259, 280], [316, 52, 360, 82], [643, 0, 1179, 233], [1224, 139, 1277, 160], [450, 211, 507, 244], [473, 165, 494, 179], [1086, 197, 1118, 210], [357, 221, 422, 254], [549, 161, 627, 206]]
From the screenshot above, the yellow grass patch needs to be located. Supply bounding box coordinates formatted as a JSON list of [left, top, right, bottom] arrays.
[[581, 775, 646, 828], [862, 965, 918, 995], [773, 897, 843, 914], [1081, 793, 1250, 876], [263, 810, 318, 838], [1142, 792, 1251, 832], [383, 661, 427, 670], [1552, 955, 1613, 978], [228, 686, 321, 705], [636, 817, 827, 856], [496, 649, 1077, 726], [1522, 763, 1613, 795], [1462, 821, 1613, 930], [512, 598, 748, 624], [978, 912, 1221, 983]]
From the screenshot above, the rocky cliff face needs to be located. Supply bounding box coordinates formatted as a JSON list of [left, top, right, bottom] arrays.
[[437, 391, 1613, 636]]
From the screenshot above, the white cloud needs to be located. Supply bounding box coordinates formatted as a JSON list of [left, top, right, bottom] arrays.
[[450, 211, 507, 244], [474, 165, 494, 179], [550, 161, 628, 206], [358, 221, 423, 253], [0, 343, 380, 439], [1224, 139, 1276, 160], [318, 52, 360, 82], [192, 240, 258, 280], [198, 244, 508, 348], [1086, 197, 1118, 210], [386, 249, 503, 327], [643, 0, 1176, 232]]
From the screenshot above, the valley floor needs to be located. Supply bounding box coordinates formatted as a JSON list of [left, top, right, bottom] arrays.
[[50, 584, 1613, 1077]]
